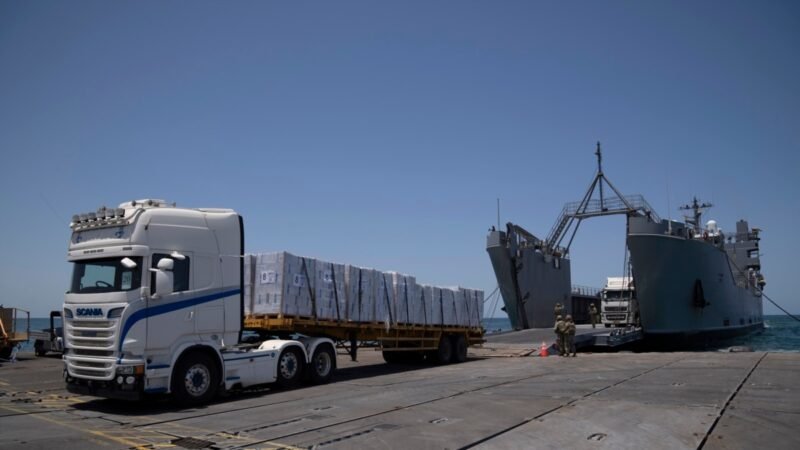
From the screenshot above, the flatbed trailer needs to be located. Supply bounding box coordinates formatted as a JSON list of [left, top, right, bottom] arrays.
[[244, 314, 485, 364]]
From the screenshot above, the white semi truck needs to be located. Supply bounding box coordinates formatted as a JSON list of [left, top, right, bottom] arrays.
[[63, 200, 482, 405], [600, 276, 639, 327]]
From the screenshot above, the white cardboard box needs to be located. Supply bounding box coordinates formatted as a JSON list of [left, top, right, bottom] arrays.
[[345, 265, 376, 322], [253, 252, 314, 317], [314, 260, 347, 320]]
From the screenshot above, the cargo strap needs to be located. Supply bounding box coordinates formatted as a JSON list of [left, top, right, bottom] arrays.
[[331, 262, 341, 322], [421, 288, 428, 326], [300, 257, 317, 319], [403, 278, 410, 325], [383, 274, 394, 325]]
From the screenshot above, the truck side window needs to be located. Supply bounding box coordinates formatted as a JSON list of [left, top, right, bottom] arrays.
[[151, 253, 191, 294]]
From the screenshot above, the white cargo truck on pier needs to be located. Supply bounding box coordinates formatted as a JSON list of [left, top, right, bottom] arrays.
[[63, 200, 484, 405], [600, 277, 638, 327]]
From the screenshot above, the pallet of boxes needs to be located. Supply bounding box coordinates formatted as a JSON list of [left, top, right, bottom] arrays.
[[243, 251, 484, 364]]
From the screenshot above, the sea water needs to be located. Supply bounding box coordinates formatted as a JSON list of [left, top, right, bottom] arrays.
[[480, 315, 800, 352], [12, 315, 800, 352]]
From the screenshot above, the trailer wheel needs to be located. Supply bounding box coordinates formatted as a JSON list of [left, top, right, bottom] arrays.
[[309, 345, 336, 384], [276, 346, 304, 388], [0, 346, 12, 360], [172, 352, 219, 406], [382, 350, 403, 364], [35, 343, 47, 357], [451, 335, 467, 363], [436, 335, 453, 364]]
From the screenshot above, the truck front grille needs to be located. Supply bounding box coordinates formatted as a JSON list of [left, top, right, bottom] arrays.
[[65, 316, 119, 379]]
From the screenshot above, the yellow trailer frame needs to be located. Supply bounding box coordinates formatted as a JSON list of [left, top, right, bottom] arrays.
[[244, 315, 484, 364]]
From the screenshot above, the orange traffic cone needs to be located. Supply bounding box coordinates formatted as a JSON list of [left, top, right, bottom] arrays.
[[539, 341, 549, 357]]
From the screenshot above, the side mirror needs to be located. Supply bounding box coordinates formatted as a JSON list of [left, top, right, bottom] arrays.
[[149, 258, 174, 298], [157, 258, 174, 271]]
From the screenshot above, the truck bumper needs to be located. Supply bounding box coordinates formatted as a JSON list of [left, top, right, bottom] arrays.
[[66, 377, 143, 401]]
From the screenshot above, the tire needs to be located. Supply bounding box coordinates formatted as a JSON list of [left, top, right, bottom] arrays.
[[35, 345, 47, 357], [382, 350, 403, 364], [276, 347, 304, 388], [436, 335, 453, 364], [308, 345, 336, 384], [604, 324, 611, 328], [451, 335, 467, 363], [172, 352, 219, 406], [0, 346, 12, 360]]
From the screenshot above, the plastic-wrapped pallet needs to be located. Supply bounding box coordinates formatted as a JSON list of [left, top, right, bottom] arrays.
[[441, 288, 458, 325], [243, 254, 255, 314], [390, 272, 416, 325], [253, 252, 314, 317], [345, 265, 375, 322], [314, 260, 347, 321], [375, 272, 394, 325], [473, 289, 484, 327], [430, 286, 443, 326], [454, 288, 468, 326], [413, 283, 432, 326], [461, 288, 483, 327]]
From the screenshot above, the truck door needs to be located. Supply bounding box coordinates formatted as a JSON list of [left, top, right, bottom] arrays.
[[146, 252, 193, 352]]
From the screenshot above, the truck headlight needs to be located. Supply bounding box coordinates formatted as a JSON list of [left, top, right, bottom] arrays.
[[116, 365, 144, 375]]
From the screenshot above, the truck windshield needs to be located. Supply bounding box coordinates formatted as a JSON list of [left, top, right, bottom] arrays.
[[604, 290, 628, 300], [70, 257, 143, 294]]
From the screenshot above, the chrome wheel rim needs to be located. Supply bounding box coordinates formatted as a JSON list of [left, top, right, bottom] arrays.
[[280, 351, 299, 380], [184, 364, 210, 397], [315, 351, 331, 377]]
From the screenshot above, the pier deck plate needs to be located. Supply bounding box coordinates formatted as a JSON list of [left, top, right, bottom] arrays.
[[1, 349, 798, 449]]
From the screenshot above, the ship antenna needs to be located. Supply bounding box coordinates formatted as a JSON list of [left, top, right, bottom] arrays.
[[666, 177, 672, 234], [595, 141, 605, 211], [497, 198, 501, 230]]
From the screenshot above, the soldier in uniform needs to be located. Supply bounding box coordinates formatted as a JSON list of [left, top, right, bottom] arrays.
[[554, 302, 563, 320], [553, 315, 567, 356], [565, 315, 577, 357], [589, 303, 599, 328]]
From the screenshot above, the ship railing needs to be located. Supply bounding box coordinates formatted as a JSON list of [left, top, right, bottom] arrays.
[[545, 194, 661, 246], [571, 285, 601, 297]]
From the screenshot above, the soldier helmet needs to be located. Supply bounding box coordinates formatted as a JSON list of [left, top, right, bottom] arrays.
[[556, 315, 563, 320], [565, 314, 573, 321]]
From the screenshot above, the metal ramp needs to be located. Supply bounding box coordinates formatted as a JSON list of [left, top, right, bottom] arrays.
[[591, 326, 644, 347]]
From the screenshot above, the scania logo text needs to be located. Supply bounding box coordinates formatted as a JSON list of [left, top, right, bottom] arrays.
[[76, 308, 104, 317]]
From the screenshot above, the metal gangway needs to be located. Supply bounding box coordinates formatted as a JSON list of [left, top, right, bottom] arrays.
[[543, 142, 660, 256]]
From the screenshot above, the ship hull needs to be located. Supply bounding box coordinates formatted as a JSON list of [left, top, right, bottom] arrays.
[[627, 233, 763, 340], [487, 230, 572, 329]]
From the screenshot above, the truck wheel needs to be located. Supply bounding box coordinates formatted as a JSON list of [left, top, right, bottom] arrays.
[[276, 347, 304, 388], [382, 350, 402, 364], [451, 335, 467, 363], [436, 335, 453, 364], [172, 352, 219, 406], [309, 345, 336, 384], [35, 344, 47, 357], [0, 346, 12, 360]]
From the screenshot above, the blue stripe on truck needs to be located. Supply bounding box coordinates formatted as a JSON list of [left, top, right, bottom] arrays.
[[118, 288, 241, 351]]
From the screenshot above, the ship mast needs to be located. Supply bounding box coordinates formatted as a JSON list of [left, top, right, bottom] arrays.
[[544, 142, 645, 256], [679, 197, 713, 233]]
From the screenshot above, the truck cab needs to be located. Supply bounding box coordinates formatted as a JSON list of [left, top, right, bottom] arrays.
[[63, 200, 334, 404], [600, 276, 638, 328]]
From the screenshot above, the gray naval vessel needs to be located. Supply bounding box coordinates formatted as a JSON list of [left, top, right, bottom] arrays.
[[487, 144, 765, 341], [627, 197, 765, 340], [487, 143, 661, 329]]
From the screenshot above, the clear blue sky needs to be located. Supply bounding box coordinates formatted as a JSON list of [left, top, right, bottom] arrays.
[[1, 1, 797, 317]]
